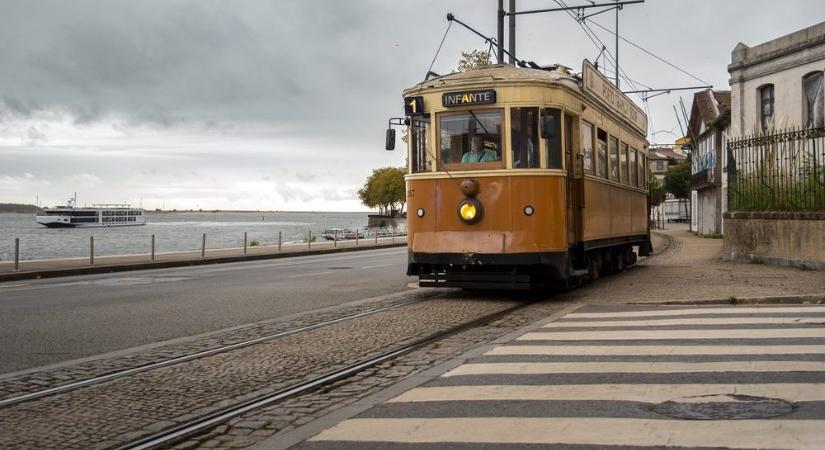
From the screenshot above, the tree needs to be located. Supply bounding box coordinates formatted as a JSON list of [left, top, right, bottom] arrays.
[[357, 167, 406, 216], [457, 49, 491, 72], [648, 177, 666, 206], [664, 160, 691, 199]]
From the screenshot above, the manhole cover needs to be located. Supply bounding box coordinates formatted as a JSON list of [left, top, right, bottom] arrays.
[[653, 394, 794, 420]]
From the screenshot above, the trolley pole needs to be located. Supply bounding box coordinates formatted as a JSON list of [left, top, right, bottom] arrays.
[[508, 0, 516, 65], [278, 231, 282, 252], [151, 234, 155, 261], [243, 231, 248, 255], [615, 0, 620, 88], [201, 233, 206, 258], [89, 236, 94, 265], [13, 238, 19, 272]]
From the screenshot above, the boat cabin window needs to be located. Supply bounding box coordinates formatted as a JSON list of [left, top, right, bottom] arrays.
[[543, 108, 563, 169], [581, 121, 594, 174], [410, 117, 431, 173], [596, 128, 608, 178], [609, 135, 619, 181], [510, 107, 539, 169], [438, 110, 504, 170]]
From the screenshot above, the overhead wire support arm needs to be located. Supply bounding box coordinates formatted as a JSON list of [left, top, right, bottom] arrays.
[[505, 0, 643, 16], [447, 13, 526, 66]]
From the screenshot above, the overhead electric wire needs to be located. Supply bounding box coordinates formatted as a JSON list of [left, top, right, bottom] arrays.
[[586, 18, 711, 86]]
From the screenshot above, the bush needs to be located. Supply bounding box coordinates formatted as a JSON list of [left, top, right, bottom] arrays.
[[249, 240, 259, 247]]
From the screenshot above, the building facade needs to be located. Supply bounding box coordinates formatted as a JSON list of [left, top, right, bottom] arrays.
[[729, 21, 825, 136], [687, 89, 731, 236]]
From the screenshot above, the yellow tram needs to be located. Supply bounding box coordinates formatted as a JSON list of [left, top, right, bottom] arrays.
[[391, 60, 652, 289]]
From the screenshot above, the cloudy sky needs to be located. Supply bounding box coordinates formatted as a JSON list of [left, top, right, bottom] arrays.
[[1, 0, 823, 211]]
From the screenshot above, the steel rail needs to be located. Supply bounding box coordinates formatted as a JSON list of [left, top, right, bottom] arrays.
[[0, 291, 451, 409], [116, 301, 531, 450]]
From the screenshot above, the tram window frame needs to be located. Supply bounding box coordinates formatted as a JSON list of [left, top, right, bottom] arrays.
[[596, 128, 608, 178], [437, 108, 505, 171], [542, 107, 563, 169], [410, 117, 431, 173], [510, 107, 540, 169], [581, 121, 594, 174], [608, 135, 619, 181], [620, 142, 628, 184], [640, 153, 647, 189], [629, 147, 638, 187]]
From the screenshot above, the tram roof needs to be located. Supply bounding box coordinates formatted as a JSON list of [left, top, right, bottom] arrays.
[[405, 64, 580, 93]]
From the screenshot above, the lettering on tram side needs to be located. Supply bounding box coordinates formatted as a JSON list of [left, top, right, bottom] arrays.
[[582, 59, 648, 136], [441, 89, 496, 107]]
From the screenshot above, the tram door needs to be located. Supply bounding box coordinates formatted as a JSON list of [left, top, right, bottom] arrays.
[[565, 114, 583, 245]]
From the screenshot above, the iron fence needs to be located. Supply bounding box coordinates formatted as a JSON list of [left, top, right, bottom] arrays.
[[727, 126, 825, 211]]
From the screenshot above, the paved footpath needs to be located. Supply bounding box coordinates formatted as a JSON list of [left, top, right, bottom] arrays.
[[287, 304, 825, 450]]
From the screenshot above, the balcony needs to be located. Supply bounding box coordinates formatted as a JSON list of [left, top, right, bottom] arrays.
[[691, 168, 716, 190]]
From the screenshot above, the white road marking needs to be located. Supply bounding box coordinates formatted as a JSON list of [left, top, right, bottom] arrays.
[[0, 284, 26, 289], [442, 360, 825, 376], [544, 316, 825, 327], [486, 344, 825, 356], [308, 418, 825, 449], [566, 306, 825, 319], [518, 328, 825, 341], [360, 264, 394, 270], [288, 271, 333, 279], [387, 383, 825, 403]]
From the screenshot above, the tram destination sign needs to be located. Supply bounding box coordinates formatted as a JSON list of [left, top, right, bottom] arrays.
[[442, 89, 496, 107], [582, 60, 647, 135]]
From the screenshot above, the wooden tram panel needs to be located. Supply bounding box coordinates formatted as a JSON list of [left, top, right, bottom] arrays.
[[402, 62, 651, 289]]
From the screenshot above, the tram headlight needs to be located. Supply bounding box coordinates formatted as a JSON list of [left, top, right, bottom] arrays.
[[457, 198, 483, 224], [416, 208, 425, 217]]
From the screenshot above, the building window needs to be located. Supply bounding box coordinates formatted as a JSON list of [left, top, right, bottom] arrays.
[[759, 84, 774, 132], [803, 71, 824, 128]]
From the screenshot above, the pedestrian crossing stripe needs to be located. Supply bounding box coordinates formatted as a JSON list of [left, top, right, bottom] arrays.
[[308, 417, 825, 449], [543, 316, 825, 327], [518, 328, 825, 340], [442, 360, 825, 376], [565, 306, 825, 319], [386, 383, 825, 403], [485, 344, 825, 355]]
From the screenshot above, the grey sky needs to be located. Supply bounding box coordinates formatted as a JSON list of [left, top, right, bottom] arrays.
[[1, 0, 823, 210]]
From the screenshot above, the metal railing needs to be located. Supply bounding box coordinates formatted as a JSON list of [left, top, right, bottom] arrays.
[[727, 126, 825, 212], [4, 227, 407, 272]]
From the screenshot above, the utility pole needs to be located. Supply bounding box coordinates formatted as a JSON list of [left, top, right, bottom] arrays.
[[508, 0, 516, 65], [497, 0, 505, 64]]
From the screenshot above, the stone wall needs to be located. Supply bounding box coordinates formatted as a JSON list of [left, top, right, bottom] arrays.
[[722, 212, 825, 270], [367, 214, 406, 229]]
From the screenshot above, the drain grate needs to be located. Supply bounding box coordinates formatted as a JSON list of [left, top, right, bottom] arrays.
[[653, 394, 794, 420]]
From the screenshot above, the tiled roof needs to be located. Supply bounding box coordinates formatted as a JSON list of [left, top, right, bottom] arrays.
[[687, 89, 731, 136]]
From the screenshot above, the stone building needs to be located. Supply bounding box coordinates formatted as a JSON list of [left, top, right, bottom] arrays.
[[687, 89, 730, 236]]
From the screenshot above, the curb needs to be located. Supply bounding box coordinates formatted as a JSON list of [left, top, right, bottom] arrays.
[[623, 292, 825, 306], [0, 243, 407, 282]]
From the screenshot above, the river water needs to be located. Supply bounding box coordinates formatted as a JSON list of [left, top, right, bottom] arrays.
[[0, 211, 382, 261]]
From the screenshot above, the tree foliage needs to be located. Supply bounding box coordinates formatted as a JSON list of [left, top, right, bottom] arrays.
[[357, 167, 406, 216], [664, 160, 692, 199], [457, 48, 491, 72], [648, 177, 667, 206]]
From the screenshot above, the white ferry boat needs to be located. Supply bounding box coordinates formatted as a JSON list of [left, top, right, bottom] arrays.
[[35, 195, 146, 228]]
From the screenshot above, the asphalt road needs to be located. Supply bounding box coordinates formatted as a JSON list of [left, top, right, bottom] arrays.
[[0, 247, 413, 373]]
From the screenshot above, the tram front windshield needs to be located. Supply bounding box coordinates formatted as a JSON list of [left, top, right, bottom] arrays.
[[439, 110, 503, 167]]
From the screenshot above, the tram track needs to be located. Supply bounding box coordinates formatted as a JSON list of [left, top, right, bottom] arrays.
[[0, 289, 454, 409], [115, 300, 532, 450]]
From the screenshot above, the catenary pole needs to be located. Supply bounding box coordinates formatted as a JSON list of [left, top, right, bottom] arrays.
[[508, 0, 516, 65], [497, 0, 505, 64]]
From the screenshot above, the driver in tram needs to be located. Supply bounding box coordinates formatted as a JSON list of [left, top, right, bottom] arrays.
[[462, 134, 497, 163]]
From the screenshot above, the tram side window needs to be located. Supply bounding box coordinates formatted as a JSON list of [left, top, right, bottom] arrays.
[[581, 121, 594, 174], [510, 107, 539, 168], [410, 118, 431, 173], [596, 128, 608, 178], [620, 143, 628, 184], [608, 136, 619, 181], [439, 110, 503, 169], [543, 108, 563, 169], [639, 153, 647, 189], [629, 147, 638, 187]]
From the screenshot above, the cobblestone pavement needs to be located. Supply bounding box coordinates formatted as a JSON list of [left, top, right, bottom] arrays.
[[0, 295, 522, 449]]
